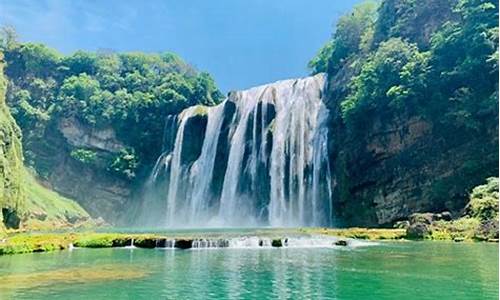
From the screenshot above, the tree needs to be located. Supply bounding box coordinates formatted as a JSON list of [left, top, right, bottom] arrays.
[[341, 38, 429, 124], [0, 25, 19, 50], [309, 1, 377, 74]]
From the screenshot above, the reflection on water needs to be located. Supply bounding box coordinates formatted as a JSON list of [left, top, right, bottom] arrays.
[[0, 242, 497, 300]]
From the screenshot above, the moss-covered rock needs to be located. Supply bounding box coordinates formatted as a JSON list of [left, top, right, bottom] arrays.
[[271, 239, 282, 247], [407, 223, 431, 240], [404, 178, 499, 241], [303, 227, 407, 240], [0, 55, 25, 234]]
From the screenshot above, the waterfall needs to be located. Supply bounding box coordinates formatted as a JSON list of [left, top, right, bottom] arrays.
[[165, 106, 197, 226], [188, 104, 225, 223], [217, 88, 263, 225], [145, 73, 333, 228]]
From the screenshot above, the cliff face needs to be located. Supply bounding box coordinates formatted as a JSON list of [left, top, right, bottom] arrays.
[[325, 68, 498, 227], [26, 117, 132, 223]]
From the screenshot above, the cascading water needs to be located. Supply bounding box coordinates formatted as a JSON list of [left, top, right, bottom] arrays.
[[145, 73, 333, 228], [188, 104, 225, 222]]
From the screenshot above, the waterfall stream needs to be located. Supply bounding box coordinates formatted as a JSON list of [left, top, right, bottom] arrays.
[[145, 73, 332, 228]]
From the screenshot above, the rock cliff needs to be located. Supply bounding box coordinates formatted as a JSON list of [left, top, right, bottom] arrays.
[[25, 117, 132, 222], [325, 65, 498, 227]]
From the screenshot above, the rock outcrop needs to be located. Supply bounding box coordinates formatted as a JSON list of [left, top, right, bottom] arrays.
[[26, 117, 132, 222], [325, 59, 498, 227]]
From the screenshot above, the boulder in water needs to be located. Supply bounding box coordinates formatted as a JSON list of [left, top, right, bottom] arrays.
[[175, 239, 193, 249], [112, 238, 132, 247], [393, 220, 410, 229], [271, 239, 282, 247], [406, 223, 431, 239], [156, 238, 167, 247], [134, 238, 156, 248], [334, 240, 348, 246]]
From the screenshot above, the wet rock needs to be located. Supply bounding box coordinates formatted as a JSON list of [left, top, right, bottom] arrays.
[[66, 214, 89, 224], [2, 208, 21, 229], [95, 217, 108, 227], [181, 114, 207, 165], [155, 238, 167, 248], [174, 239, 193, 249], [409, 213, 434, 225], [134, 238, 156, 248], [474, 219, 499, 241], [31, 210, 48, 221], [112, 238, 132, 247], [271, 239, 282, 247], [334, 240, 348, 246], [440, 211, 452, 221], [394, 220, 410, 229], [406, 223, 431, 239]]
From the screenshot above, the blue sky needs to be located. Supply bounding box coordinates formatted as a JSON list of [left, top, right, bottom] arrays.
[[0, 0, 361, 92]]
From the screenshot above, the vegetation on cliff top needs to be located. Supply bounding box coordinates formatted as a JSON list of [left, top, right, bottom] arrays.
[[310, 0, 498, 132], [0, 29, 223, 179]]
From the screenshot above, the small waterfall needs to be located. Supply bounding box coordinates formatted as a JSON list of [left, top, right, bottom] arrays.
[[145, 73, 333, 228], [150, 236, 370, 249]]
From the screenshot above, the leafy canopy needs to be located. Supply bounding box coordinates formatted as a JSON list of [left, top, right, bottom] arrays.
[[0, 33, 223, 178]]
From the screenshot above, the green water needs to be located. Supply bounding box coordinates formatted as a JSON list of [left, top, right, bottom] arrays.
[[0, 241, 497, 299]]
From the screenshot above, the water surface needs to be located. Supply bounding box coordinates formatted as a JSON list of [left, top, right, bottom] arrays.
[[0, 241, 497, 299]]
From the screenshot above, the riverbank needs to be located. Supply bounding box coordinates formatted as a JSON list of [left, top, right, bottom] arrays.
[[1, 226, 497, 256]]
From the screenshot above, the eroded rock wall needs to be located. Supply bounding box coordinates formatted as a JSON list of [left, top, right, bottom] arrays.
[[325, 68, 498, 227], [26, 117, 132, 223]]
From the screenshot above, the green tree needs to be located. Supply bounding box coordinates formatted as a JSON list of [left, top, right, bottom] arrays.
[[309, 1, 377, 74], [341, 38, 429, 124]]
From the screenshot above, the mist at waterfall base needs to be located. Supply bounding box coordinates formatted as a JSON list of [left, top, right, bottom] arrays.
[[136, 74, 334, 228]]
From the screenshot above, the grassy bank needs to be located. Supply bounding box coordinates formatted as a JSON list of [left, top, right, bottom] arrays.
[[1, 227, 497, 256], [21, 170, 95, 231]]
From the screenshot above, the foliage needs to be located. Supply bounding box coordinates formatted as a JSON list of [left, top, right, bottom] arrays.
[[428, 217, 480, 241], [109, 148, 139, 179], [309, 1, 377, 74], [409, 178, 499, 241], [0, 35, 223, 177], [70, 149, 97, 164], [303, 227, 407, 240], [340, 38, 430, 123], [465, 177, 499, 221], [0, 54, 25, 233], [373, 0, 458, 48], [311, 0, 498, 133]]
